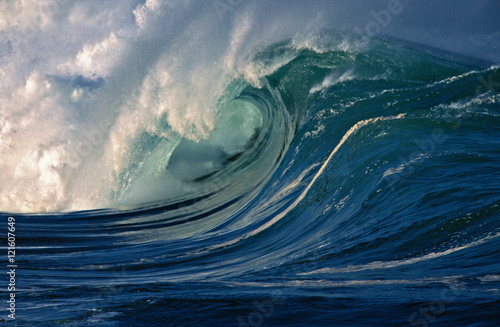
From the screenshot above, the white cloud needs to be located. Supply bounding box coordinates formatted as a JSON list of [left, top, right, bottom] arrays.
[[133, 0, 162, 28], [59, 33, 126, 79]]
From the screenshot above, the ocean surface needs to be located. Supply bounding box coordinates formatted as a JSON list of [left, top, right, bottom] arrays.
[[1, 1, 499, 326]]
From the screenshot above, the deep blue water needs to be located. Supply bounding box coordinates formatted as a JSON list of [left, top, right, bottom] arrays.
[[2, 33, 500, 326]]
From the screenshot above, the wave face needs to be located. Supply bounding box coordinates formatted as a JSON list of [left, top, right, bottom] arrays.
[[1, 1, 500, 326]]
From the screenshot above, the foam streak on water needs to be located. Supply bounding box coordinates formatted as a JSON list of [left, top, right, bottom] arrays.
[[1, 1, 500, 326]]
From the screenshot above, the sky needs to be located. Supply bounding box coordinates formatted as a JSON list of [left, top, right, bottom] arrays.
[[0, 0, 497, 212]]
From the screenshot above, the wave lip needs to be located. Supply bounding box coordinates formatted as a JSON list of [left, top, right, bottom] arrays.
[[3, 18, 500, 325]]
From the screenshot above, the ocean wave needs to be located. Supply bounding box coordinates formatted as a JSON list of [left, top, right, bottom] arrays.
[[1, 1, 500, 326]]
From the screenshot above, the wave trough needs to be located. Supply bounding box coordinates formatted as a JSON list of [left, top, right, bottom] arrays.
[[1, 1, 500, 326]]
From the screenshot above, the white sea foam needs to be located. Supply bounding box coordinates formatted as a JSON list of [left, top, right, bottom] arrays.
[[300, 231, 500, 275], [0, 1, 261, 211], [227, 276, 462, 288], [0, 1, 333, 212], [0, 1, 497, 212], [196, 114, 407, 253], [309, 70, 356, 95]]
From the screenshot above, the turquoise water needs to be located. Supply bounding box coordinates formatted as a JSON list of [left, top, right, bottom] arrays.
[[2, 32, 499, 326]]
